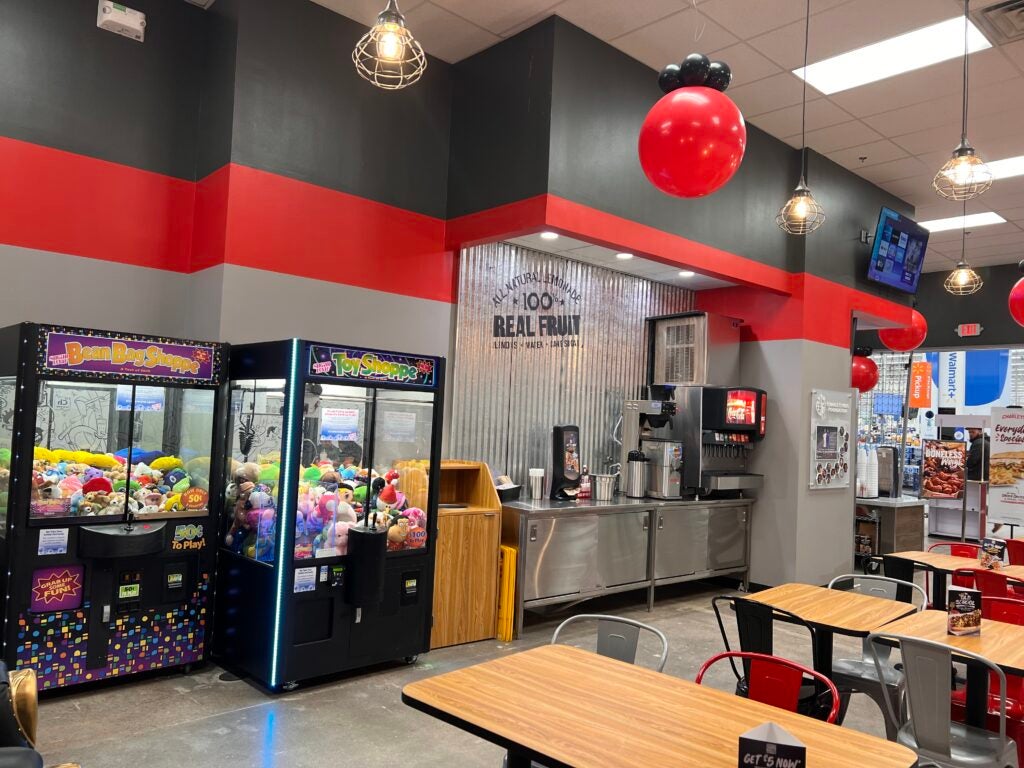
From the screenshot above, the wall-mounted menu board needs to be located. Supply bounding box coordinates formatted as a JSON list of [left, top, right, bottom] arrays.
[[810, 389, 852, 490]]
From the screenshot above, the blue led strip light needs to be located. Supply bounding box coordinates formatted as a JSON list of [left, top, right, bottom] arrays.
[[270, 338, 301, 689]]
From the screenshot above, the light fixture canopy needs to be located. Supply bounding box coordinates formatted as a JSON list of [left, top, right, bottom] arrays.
[[933, 1, 992, 200], [777, 180, 826, 235], [777, 0, 824, 236], [352, 0, 426, 91]]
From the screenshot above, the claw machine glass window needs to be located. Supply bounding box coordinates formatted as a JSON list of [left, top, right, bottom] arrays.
[[295, 383, 370, 561], [372, 390, 434, 552], [0, 376, 13, 533]]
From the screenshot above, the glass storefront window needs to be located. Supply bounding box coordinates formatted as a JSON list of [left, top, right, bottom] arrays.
[[224, 380, 285, 564], [30, 381, 216, 521]]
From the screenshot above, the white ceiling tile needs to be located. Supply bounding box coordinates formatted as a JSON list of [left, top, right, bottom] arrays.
[[789, 120, 883, 154], [855, 156, 930, 184], [401, 2, 501, 62], [727, 71, 808, 117], [750, 97, 851, 137], [612, 7, 738, 70], [309, 0, 428, 27], [700, 0, 854, 41], [997, 206, 1024, 222], [430, 0, 559, 35], [551, 0, 689, 42], [705, 42, 783, 88], [827, 139, 908, 170]]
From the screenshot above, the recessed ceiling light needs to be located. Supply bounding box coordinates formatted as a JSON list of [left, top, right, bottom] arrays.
[[794, 17, 991, 95], [539, 231, 559, 240], [919, 211, 1005, 233], [987, 155, 1024, 180], [616, 252, 634, 260], [679, 270, 695, 278]]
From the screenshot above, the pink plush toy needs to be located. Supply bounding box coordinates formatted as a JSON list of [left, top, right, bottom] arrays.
[[59, 476, 83, 497], [318, 492, 339, 524], [333, 521, 352, 556]]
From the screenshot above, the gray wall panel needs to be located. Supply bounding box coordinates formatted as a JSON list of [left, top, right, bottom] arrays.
[[449, 241, 692, 487]]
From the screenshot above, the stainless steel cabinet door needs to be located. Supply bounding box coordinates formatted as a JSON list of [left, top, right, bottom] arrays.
[[707, 505, 748, 571], [597, 511, 650, 587], [655, 506, 709, 579], [522, 516, 599, 601]]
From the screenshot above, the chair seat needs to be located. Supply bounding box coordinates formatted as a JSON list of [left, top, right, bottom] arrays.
[[832, 657, 902, 687], [897, 720, 1018, 767]]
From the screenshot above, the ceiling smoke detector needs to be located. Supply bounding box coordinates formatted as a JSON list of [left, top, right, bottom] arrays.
[[972, 1, 1024, 43]]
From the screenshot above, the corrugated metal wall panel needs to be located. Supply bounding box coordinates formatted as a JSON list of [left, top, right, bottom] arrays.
[[449, 241, 693, 487]]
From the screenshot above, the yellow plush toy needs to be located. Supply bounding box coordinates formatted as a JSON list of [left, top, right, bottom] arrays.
[[151, 456, 184, 472], [33, 447, 55, 464]]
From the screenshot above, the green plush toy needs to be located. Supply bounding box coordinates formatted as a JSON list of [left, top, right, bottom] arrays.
[[113, 479, 141, 493], [173, 476, 192, 494], [353, 484, 368, 503], [0, 448, 9, 469], [302, 465, 322, 482], [259, 464, 280, 488]]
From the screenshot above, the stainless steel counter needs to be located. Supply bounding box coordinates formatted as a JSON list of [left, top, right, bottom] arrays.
[[501, 495, 753, 638]]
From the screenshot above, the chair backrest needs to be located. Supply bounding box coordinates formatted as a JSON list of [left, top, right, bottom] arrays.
[[973, 568, 1010, 598], [881, 556, 933, 603], [867, 632, 1009, 757], [711, 596, 821, 683], [984, 595, 1024, 623], [1006, 539, 1024, 566], [828, 573, 927, 611], [551, 614, 669, 672], [929, 542, 982, 559], [696, 651, 841, 724]]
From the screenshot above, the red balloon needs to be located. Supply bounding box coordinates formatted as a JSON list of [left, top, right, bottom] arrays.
[[878, 309, 928, 352], [638, 86, 747, 198], [1010, 277, 1024, 327], [851, 355, 879, 393]]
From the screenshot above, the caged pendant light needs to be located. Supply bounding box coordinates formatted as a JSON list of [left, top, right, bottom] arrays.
[[777, 0, 825, 235], [944, 204, 984, 295], [352, 0, 427, 91], [933, 0, 992, 200]]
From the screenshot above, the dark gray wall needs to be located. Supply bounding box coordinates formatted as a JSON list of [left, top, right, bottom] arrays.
[[0, 0, 206, 179]]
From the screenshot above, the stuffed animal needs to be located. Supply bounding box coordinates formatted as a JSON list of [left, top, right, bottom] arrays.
[[387, 517, 410, 551], [258, 464, 279, 489], [302, 465, 323, 483], [224, 481, 255, 551], [319, 470, 342, 492], [340, 466, 358, 482], [317, 492, 340, 526], [150, 456, 183, 473], [139, 491, 164, 515], [58, 475, 83, 497], [235, 462, 260, 485]]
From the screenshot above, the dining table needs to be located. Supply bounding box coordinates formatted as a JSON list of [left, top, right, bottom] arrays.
[[402, 644, 920, 767], [875, 608, 1024, 728], [741, 582, 917, 677], [886, 550, 1024, 606]]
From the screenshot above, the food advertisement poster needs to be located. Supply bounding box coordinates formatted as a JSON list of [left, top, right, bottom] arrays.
[[810, 389, 852, 490], [989, 407, 1024, 525], [921, 440, 966, 499]]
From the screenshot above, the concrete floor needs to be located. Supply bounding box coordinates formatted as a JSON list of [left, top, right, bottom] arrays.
[[35, 581, 894, 767]]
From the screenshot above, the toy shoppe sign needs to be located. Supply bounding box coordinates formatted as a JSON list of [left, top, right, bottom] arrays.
[[40, 329, 217, 382], [308, 344, 439, 389], [491, 270, 583, 350]]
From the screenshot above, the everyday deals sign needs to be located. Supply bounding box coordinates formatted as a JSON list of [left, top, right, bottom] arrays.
[[989, 408, 1024, 526]]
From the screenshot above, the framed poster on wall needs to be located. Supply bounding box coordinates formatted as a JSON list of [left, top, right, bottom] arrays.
[[810, 389, 852, 490], [920, 440, 966, 499], [990, 408, 1024, 525]]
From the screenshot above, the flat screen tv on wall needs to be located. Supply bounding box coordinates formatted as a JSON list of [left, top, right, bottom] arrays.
[[867, 206, 930, 294]]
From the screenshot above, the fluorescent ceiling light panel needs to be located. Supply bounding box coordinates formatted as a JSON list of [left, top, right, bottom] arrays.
[[794, 17, 991, 95], [919, 211, 1005, 233], [988, 155, 1024, 180]]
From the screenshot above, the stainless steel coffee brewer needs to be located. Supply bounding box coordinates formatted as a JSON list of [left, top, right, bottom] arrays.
[[641, 439, 683, 499]]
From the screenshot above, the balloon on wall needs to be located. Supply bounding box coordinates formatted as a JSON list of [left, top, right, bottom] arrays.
[[851, 355, 879, 393], [1010, 263, 1024, 327], [638, 87, 747, 198], [877, 309, 928, 352]]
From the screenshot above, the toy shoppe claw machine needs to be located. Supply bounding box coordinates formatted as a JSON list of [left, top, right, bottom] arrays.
[[213, 339, 443, 691], [0, 324, 227, 690]]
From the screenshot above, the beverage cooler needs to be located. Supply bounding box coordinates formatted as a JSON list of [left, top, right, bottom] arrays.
[[0, 323, 227, 690], [213, 339, 444, 691]]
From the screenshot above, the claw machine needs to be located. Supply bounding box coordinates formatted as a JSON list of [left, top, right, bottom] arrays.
[[0, 323, 227, 690], [213, 339, 444, 690]]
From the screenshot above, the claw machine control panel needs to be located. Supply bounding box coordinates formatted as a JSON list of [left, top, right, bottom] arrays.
[[0, 323, 227, 690], [213, 339, 444, 691]]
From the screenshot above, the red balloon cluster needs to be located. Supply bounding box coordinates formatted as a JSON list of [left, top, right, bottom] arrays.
[[878, 310, 928, 352], [1010, 274, 1024, 328], [851, 355, 879, 393]]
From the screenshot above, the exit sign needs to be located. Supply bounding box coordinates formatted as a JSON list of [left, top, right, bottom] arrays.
[[956, 323, 983, 338]]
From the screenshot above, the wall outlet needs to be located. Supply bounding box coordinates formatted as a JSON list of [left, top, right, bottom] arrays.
[[97, 1, 146, 43]]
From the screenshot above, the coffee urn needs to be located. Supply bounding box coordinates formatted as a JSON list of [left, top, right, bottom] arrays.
[[625, 450, 649, 499]]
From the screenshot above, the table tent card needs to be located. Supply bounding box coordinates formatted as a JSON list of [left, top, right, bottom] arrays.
[[739, 722, 805, 768]]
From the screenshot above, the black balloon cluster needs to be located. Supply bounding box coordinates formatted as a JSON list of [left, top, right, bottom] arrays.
[[658, 53, 732, 94]]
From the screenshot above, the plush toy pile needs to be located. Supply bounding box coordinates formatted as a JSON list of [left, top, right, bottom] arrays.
[[30, 447, 210, 518], [224, 457, 427, 563]]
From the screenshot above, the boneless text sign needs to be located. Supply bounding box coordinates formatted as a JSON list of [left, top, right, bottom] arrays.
[[43, 331, 216, 382]]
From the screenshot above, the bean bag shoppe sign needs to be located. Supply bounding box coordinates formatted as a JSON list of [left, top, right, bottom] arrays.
[[491, 271, 582, 350]]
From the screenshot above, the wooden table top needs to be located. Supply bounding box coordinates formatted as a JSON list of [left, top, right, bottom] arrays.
[[877, 609, 1024, 675], [889, 550, 1024, 579], [742, 582, 916, 635], [402, 645, 918, 768]]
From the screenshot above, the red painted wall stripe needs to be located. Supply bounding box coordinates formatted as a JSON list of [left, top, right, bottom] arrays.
[[0, 136, 193, 271]]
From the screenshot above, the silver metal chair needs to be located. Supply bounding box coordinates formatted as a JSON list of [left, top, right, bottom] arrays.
[[867, 632, 1019, 768], [828, 574, 927, 739]]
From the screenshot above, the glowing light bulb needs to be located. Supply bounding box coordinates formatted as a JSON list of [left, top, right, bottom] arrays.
[[947, 157, 973, 186], [793, 197, 810, 219], [376, 25, 404, 61], [956, 268, 969, 286]]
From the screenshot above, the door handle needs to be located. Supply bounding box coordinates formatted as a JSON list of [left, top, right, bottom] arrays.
[[642, 517, 649, 532], [529, 525, 537, 542], [658, 516, 664, 530], [484, 512, 496, 517]]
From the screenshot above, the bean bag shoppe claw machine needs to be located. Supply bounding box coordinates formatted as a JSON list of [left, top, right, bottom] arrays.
[[0, 324, 227, 691], [213, 340, 443, 691]]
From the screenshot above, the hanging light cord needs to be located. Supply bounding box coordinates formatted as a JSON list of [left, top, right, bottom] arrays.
[[961, 198, 968, 263], [961, 0, 969, 144], [800, 0, 810, 182]]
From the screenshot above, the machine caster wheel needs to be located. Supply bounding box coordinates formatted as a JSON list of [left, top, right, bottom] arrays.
[[404, 655, 419, 665], [282, 680, 299, 691]]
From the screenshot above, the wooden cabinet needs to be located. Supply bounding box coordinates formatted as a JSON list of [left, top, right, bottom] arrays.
[[430, 461, 501, 649]]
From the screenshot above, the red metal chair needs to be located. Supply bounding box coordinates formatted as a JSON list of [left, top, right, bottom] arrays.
[[1007, 539, 1024, 567], [930, 542, 983, 558], [695, 651, 841, 724], [972, 568, 1024, 599]]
